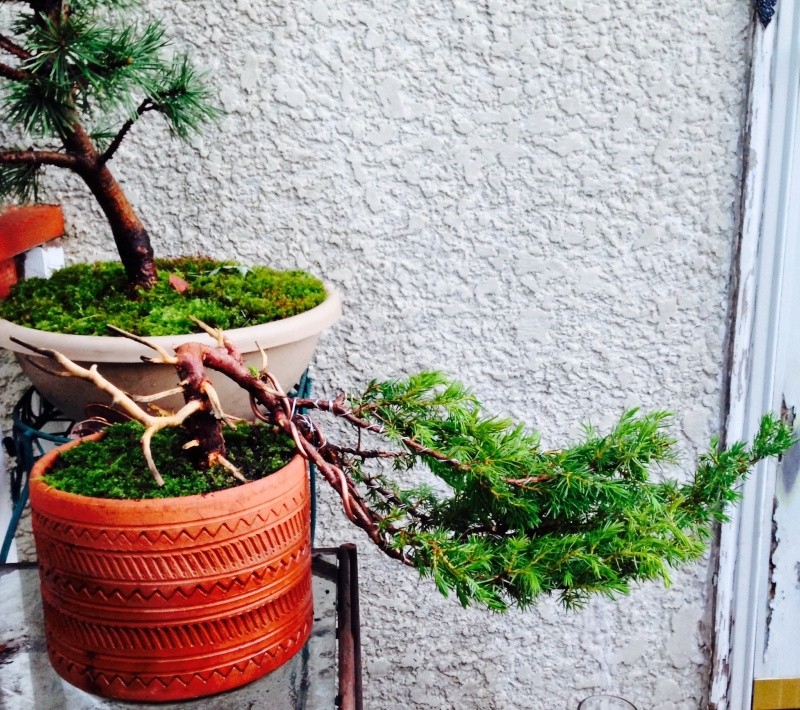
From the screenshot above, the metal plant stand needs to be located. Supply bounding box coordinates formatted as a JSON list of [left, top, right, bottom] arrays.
[[0, 546, 363, 709], [0, 388, 73, 563]]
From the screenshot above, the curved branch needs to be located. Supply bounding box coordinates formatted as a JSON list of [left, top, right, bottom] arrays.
[[290, 425, 411, 564], [9, 337, 159, 428], [293, 397, 468, 470], [106, 324, 177, 364], [322, 443, 406, 459], [98, 99, 153, 166], [0, 34, 30, 60], [0, 58, 28, 82], [0, 148, 80, 171]]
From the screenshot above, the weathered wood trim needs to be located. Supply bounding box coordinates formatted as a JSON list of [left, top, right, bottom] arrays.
[[711, 5, 800, 708]]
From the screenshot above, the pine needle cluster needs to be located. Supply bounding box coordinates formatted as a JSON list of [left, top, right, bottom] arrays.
[[340, 373, 795, 610], [0, 0, 218, 201]]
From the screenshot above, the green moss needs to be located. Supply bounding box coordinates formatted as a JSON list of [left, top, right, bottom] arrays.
[[0, 258, 326, 336], [46, 421, 297, 499]]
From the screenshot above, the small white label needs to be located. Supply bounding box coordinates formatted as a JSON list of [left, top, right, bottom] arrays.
[[23, 246, 65, 279]]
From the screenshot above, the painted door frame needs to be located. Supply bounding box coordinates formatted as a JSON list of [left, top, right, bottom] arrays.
[[711, 5, 800, 708]]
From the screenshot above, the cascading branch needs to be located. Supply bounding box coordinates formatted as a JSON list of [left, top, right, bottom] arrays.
[[322, 376, 793, 609], [15, 326, 795, 612]]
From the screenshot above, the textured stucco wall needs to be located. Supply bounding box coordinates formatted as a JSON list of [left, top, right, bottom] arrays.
[[0, 0, 754, 707]]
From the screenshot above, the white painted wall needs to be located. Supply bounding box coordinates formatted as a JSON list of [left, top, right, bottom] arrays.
[[0, 0, 756, 707]]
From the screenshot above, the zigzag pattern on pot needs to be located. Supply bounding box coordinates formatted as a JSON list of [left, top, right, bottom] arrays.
[[48, 615, 313, 694], [35, 507, 308, 582], [47, 579, 312, 651], [41, 544, 310, 605], [32, 492, 308, 548]]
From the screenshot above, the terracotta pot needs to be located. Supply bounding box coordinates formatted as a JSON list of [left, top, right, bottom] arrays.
[[0, 286, 341, 420], [29, 435, 312, 702]]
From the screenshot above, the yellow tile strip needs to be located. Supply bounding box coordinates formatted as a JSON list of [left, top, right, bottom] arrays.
[[753, 678, 800, 710]]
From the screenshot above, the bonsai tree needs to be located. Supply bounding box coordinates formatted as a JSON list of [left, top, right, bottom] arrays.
[[0, 0, 218, 290], [17, 327, 795, 610]]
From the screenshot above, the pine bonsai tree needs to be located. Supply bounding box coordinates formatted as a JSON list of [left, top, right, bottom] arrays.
[[17, 327, 796, 611], [0, 0, 218, 290]]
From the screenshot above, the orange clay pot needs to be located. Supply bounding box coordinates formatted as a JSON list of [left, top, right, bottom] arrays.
[[29, 435, 312, 702]]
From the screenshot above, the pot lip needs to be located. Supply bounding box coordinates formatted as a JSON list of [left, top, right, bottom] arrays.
[[29, 432, 308, 514], [0, 284, 342, 363]]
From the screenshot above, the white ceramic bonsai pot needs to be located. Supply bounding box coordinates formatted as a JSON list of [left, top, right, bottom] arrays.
[[0, 287, 342, 421]]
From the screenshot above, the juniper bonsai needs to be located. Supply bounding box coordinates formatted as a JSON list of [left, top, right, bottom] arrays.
[[16, 326, 795, 611], [0, 0, 218, 290]]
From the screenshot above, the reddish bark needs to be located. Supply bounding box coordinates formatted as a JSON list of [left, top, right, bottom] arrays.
[[79, 163, 157, 290], [174, 342, 227, 467], [65, 126, 158, 290], [166, 335, 411, 564]]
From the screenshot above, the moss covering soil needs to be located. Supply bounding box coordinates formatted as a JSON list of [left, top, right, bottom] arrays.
[[0, 257, 326, 336], [47, 421, 297, 499]]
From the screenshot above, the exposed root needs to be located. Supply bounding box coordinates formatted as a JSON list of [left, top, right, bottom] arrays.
[[16, 330, 414, 564], [255, 341, 270, 376], [202, 380, 238, 427], [209, 451, 247, 482], [131, 386, 185, 403], [140, 400, 203, 485], [141, 427, 166, 487], [106, 325, 177, 364], [188, 316, 225, 347]]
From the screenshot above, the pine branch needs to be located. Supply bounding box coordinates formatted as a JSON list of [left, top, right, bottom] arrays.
[[322, 443, 406, 459], [4, 5, 217, 141], [146, 55, 220, 139], [97, 98, 153, 165], [294, 397, 467, 468], [0, 34, 31, 60], [0, 144, 87, 201], [0, 159, 40, 201], [0, 148, 79, 169], [0, 58, 28, 82]]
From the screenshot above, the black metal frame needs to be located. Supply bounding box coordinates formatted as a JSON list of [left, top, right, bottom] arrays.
[[313, 545, 363, 710]]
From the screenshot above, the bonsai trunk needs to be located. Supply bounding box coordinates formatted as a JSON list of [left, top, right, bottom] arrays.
[[64, 127, 157, 291], [80, 165, 157, 291]]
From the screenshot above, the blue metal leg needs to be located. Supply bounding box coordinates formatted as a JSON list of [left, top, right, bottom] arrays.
[[292, 370, 318, 545], [1, 389, 73, 563], [0, 478, 28, 563]]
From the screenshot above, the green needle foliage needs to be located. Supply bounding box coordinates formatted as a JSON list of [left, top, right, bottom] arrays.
[[5, 2, 216, 140], [0, 0, 218, 203], [38, 347, 796, 613], [341, 374, 795, 610], [0, 159, 40, 202]]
